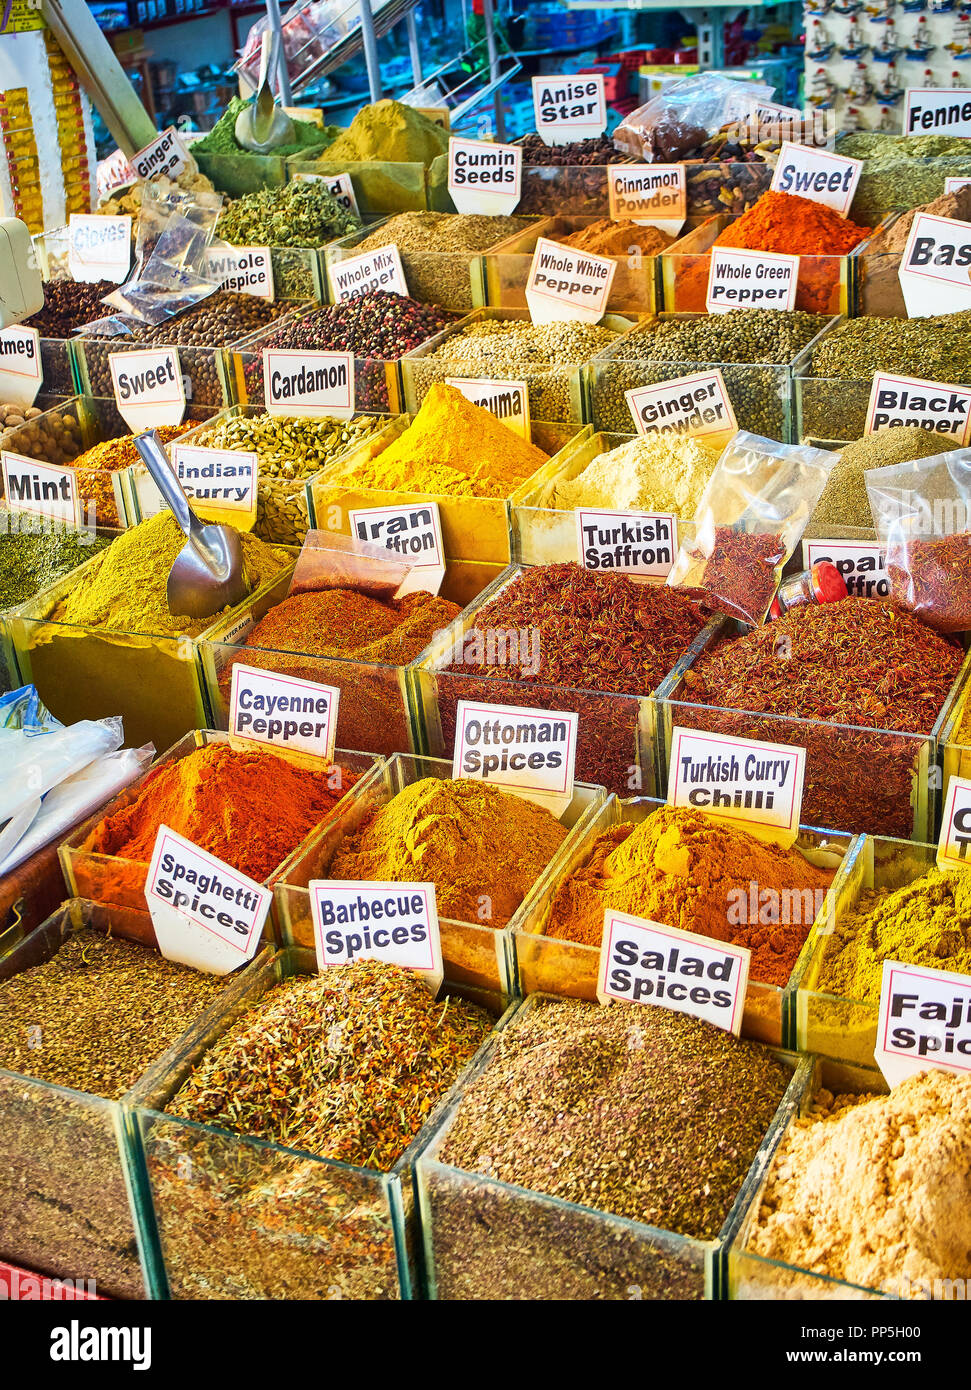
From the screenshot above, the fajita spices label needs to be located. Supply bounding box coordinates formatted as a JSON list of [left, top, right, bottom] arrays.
[[68, 213, 131, 283], [575, 507, 677, 579], [109, 347, 185, 431], [898, 212, 971, 317], [525, 237, 616, 326], [876, 959, 971, 1088], [802, 539, 888, 600], [864, 371, 971, 444], [453, 698, 578, 816], [531, 73, 606, 145], [904, 87, 971, 138], [444, 377, 530, 439], [229, 662, 339, 760], [264, 349, 354, 419], [206, 246, 274, 301], [448, 136, 522, 216], [706, 247, 798, 313], [293, 170, 361, 219], [328, 244, 409, 302], [310, 879, 443, 992], [668, 726, 806, 847], [769, 140, 862, 215], [145, 823, 271, 975], [937, 774, 971, 871], [607, 164, 686, 236], [131, 126, 191, 182], [625, 369, 737, 446], [348, 500, 445, 596], [0, 326, 42, 408], [597, 910, 750, 1036], [1, 451, 79, 526]]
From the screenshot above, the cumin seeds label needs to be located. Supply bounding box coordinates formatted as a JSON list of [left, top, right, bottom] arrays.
[[109, 347, 185, 431], [525, 236, 616, 325], [625, 369, 738, 446], [668, 726, 806, 847], [576, 507, 677, 579], [230, 662, 339, 760], [607, 164, 686, 235], [0, 326, 42, 408], [1, 451, 79, 525], [706, 246, 799, 313], [453, 698, 579, 816], [876, 960, 971, 1088], [531, 73, 606, 144], [448, 136, 522, 216], [310, 879, 443, 992], [328, 244, 409, 302], [68, 213, 131, 283], [264, 349, 354, 419], [865, 371, 971, 443], [769, 141, 862, 215]]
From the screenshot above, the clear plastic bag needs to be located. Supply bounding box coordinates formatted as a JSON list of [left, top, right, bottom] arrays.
[[612, 74, 774, 162], [0, 714, 123, 830], [667, 431, 840, 626], [103, 186, 224, 325], [867, 449, 971, 633]]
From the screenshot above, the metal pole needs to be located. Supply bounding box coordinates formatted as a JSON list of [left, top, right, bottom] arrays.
[[359, 0, 384, 103], [482, 0, 505, 141], [405, 9, 422, 89], [264, 0, 293, 105]]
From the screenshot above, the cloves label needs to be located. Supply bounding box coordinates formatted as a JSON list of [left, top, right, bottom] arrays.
[[668, 726, 806, 847], [68, 213, 131, 283]]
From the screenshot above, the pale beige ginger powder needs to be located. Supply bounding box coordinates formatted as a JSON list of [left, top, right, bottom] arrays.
[[749, 1069, 971, 1296], [551, 434, 722, 517]]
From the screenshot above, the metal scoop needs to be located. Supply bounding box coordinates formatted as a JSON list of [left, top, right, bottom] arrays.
[[134, 430, 248, 621], [234, 30, 294, 153]]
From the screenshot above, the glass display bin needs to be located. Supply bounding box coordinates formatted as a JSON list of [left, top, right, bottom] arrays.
[[683, 160, 773, 219], [417, 992, 812, 1300], [848, 216, 905, 318], [194, 128, 339, 200], [73, 330, 233, 413], [286, 155, 432, 219], [274, 751, 606, 999], [516, 160, 630, 218], [940, 674, 971, 806]]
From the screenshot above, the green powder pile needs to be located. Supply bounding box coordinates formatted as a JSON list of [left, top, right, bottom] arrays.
[[0, 519, 113, 609], [194, 97, 338, 158], [323, 100, 449, 165]]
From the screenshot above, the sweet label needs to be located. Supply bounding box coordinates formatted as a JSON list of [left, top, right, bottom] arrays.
[[802, 539, 888, 599], [769, 141, 862, 215], [444, 377, 530, 439], [448, 136, 522, 216], [1, 451, 79, 525], [864, 371, 971, 443], [145, 823, 270, 975], [169, 444, 258, 515], [310, 880, 443, 992], [0, 326, 42, 408], [348, 501, 445, 596], [206, 246, 274, 301], [904, 87, 971, 137], [531, 74, 606, 145], [898, 212, 971, 317], [68, 214, 131, 283], [876, 960, 971, 1087], [667, 727, 806, 847], [294, 170, 361, 218], [131, 126, 191, 182], [607, 164, 686, 235], [938, 775, 971, 871], [945, 177, 971, 195], [453, 698, 578, 815], [109, 347, 185, 431], [264, 349, 354, 420], [576, 508, 677, 579], [706, 247, 799, 313], [625, 369, 738, 446], [597, 910, 750, 1035], [229, 663, 339, 759], [525, 237, 616, 325], [328, 244, 408, 302]]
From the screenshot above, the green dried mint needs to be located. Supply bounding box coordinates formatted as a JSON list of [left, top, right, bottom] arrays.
[[216, 180, 362, 250]]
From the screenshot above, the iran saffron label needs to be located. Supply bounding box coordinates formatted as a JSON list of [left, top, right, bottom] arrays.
[[453, 699, 578, 815], [876, 960, 971, 1088], [904, 87, 971, 138], [607, 164, 686, 235], [576, 508, 677, 579], [531, 73, 606, 145], [294, 170, 361, 218], [109, 348, 185, 431], [207, 245, 274, 300], [898, 212, 971, 317], [230, 663, 339, 759], [68, 213, 131, 283], [0, 326, 42, 408], [597, 911, 750, 1036], [310, 880, 443, 991], [131, 126, 191, 182], [348, 501, 445, 596], [328, 244, 408, 302], [667, 727, 806, 847], [802, 539, 888, 600], [706, 247, 799, 313], [1, 451, 79, 525], [448, 136, 522, 216], [937, 775, 971, 871], [625, 369, 737, 445], [525, 237, 616, 325], [444, 377, 530, 439], [169, 443, 258, 515], [769, 141, 862, 215], [864, 372, 971, 443], [264, 349, 354, 419], [145, 823, 270, 975]]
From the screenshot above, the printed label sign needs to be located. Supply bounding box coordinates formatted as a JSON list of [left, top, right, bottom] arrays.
[[109, 347, 185, 431], [328, 244, 409, 302], [145, 823, 270, 975], [453, 698, 578, 815], [607, 164, 686, 235], [525, 236, 616, 326], [864, 371, 971, 444], [898, 212, 971, 317], [802, 539, 888, 599], [348, 501, 445, 596], [876, 959, 971, 1087], [625, 369, 738, 446], [448, 136, 522, 215], [229, 663, 339, 759], [945, 177, 971, 195], [68, 214, 131, 283], [1, 451, 79, 525], [597, 911, 750, 1035], [310, 880, 443, 991], [668, 726, 806, 847], [444, 377, 530, 439], [170, 444, 258, 514], [0, 326, 42, 408], [706, 247, 799, 313], [531, 73, 606, 145], [770, 140, 863, 215], [575, 508, 677, 579], [904, 87, 971, 137], [206, 246, 274, 300], [294, 170, 361, 218], [938, 775, 971, 871], [264, 349, 354, 419], [131, 126, 191, 182]]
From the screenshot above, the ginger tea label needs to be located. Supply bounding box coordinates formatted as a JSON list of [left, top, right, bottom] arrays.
[[667, 727, 806, 847], [0, 326, 42, 408], [864, 372, 971, 443], [576, 508, 677, 579], [531, 73, 606, 144], [131, 126, 191, 181], [68, 214, 131, 283], [706, 247, 799, 313], [625, 369, 737, 445], [876, 959, 971, 1087], [453, 698, 578, 815], [229, 663, 340, 760], [770, 141, 862, 215], [109, 347, 185, 430], [448, 137, 522, 215], [310, 880, 443, 992]]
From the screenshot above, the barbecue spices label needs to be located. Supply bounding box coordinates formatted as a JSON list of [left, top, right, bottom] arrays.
[[575, 507, 677, 579], [229, 663, 340, 759], [876, 959, 971, 1087], [607, 164, 686, 235], [864, 372, 971, 444], [68, 214, 131, 283], [668, 727, 806, 847], [1, 451, 79, 525], [937, 775, 971, 871], [328, 244, 409, 302], [109, 347, 185, 430], [448, 136, 522, 215], [310, 880, 443, 991], [802, 539, 888, 599], [264, 349, 354, 419], [146, 824, 271, 975], [444, 377, 531, 438], [898, 212, 971, 317], [453, 698, 578, 815], [531, 74, 606, 145], [206, 245, 274, 300], [597, 911, 750, 1035], [769, 141, 862, 215], [625, 369, 738, 446], [0, 326, 42, 408], [348, 501, 445, 595], [131, 126, 191, 182], [525, 237, 616, 325]]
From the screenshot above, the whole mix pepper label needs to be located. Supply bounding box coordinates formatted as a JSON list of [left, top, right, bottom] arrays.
[[447, 136, 522, 216], [68, 213, 131, 283], [0, 326, 42, 408], [864, 371, 971, 443], [230, 662, 339, 760], [667, 727, 806, 847], [531, 74, 606, 145], [328, 244, 409, 302], [876, 959, 971, 1088], [309, 879, 443, 992]]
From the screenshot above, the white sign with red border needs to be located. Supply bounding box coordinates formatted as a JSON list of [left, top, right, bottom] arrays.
[[310, 879, 443, 991], [625, 369, 738, 445], [229, 662, 340, 759], [802, 538, 888, 600], [328, 244, 409, 302], [68, 214, 131, 283], [938, 774, 971, 871], [348, 500, 445, 596], [597, 910, 750, 1035], [668, 726, 806, 847], [444, 377, 531, 438], [864, 371, 971, 444], [168, 443, 259, 516], [206, 246, 274, 301], [770, 140, 863, 215], [876, 959, 971, 1087], [264, 349, 354, 419], [576, 507, 677, 579], [898, 211, 971, 317], [109, 347, 185, 431], [706, 246, 799, 313], [131, 126, 191, 182], [1, 452, 79, 525], [607, 164, 686, 235], [945, 177, 971, 196], [904, 87, 971, 138], [448, 136, 522, 216], [531, 73, 606, 145], [293, 169, 361, 219], [0, 326, 42, 408], [453, 698, 578, 815], [525, 236, 616, 325], [145, 823, 271, 975]]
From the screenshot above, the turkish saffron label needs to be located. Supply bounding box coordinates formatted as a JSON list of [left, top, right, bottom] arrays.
[[448, 136, 522, 216], [938, 775, 971, 871], [229, 663, 339, 760], [525, 237, 616, 325], [444, 377, 530, 438], [904, 87, 971, 137], [864, 372, 971, 444], [898, 212, 971, 317], [294, 169, 361, 218], [68, 213, 131, 283], [348, 501, 445, 595], [1, 451, 79, 525], [328, 244, 409, 302], [607, 164, 685, 235], [531, 73, 606, 145], [0, 326, 42, 408], [769, 141, 862, 215], [264, 349, 354, 419], [876, 959, 971, 1088], [131, 126, 191, 182], [706, 247, 799, 313], [206, 246, 274, 301], [575, 507, 677, 579], [310, 879, 443, 991], [597, 911, 750, 1035], [453, 698, 578, 815], [667, 726, 806, 847], [109, 347, 185, 431], [802, 539, 888, 600], [625, 369, 737, 445]]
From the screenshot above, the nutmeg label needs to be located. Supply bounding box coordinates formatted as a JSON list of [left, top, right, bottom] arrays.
[[448, 136, 522, 216], [706, 247, 799, 313], [0, 326, 42, 408], [531, 74, 606, 144], [264, 349, 354, 419], [328, 244, 408, 302], [109, 347, 185, 431], [525, 237, 616, 325], [68, 214, 131, 283]]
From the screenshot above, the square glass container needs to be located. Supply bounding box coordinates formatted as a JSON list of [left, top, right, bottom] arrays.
[[286, 155, 432, 219], [510, 792, 854, 1047], [683, 160, 773, 219], [417, 992, 812, 1300], [274, 751, 606, 999], [849, 215, 904, 318], [940, 673, 971, 807], [74, 328, 232, 411], [133, 944, 508, 1300], [515, 161, 631, 219]]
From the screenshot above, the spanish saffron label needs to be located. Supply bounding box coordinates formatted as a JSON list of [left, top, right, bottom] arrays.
[[706, 246, 799, 313], [109, 347, 185, 431], [864, 371, 971, 443], [525, 237, 616, 325], [575, 507, 677, 579], [453, 698, 578, 815], [328, 244, 409, 302], [876, 959, 971, 1088], [531, 73, 606, 145], [0, 326, 42, 408], [229, 663, 339, 760], [625, 369, 738, 445], [802, 539, 888, 600], [310, 879, 443, 992], [667, 726, 806, 847], [769, 141, 862, 215], [447, 136, 522, 216], [263, 349, 354, 419]]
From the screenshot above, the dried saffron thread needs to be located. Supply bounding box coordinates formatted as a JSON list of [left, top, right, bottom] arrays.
[[887, 532, 971, 635]]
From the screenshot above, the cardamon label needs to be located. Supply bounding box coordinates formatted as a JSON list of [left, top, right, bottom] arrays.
[[625, 369, 737, 445], [1, 450, 79, 525], [68, 213, 131, 283], [667, 726, 806, 848], [904, 87, 971, 137], [706, 247, 799, 313], [328, 244, 409, 302], [876, 959, 971, 1088], [770, 140, 862, 215], [109, 347, 185, 431], [0, 326, 42, 408], [575, 507, 677, 579], [607, 164, 686, 235], [531, 73, 606, 145], [898, 212, 971, 317], [264, 349, 354, 419], [448, 136, 522, 216], [206, 245, 274, 300], [310, 879, 443, 992], [131, 126, 191, 181], [453, 698, 579, 816], [348, 500, 445, 595], [802, 539, 888, 599], [230, 662, 339, 760], [864, 371, 971, 443], [525, 236, 616, 325], [444, 376, 530, 438]]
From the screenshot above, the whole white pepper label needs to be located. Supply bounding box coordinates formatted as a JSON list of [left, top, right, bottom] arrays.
[[525, 237, 616, 325]]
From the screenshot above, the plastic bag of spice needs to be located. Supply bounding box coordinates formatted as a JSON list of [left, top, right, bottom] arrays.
[[613, 74, 773, 163], [104, 193, 224, 325], [667, 431, 839, 626], [867, 449, 971, 633]]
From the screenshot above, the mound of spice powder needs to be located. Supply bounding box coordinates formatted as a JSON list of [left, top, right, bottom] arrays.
[[64, 424, 195, 528], [545, 807, 835, 986]]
